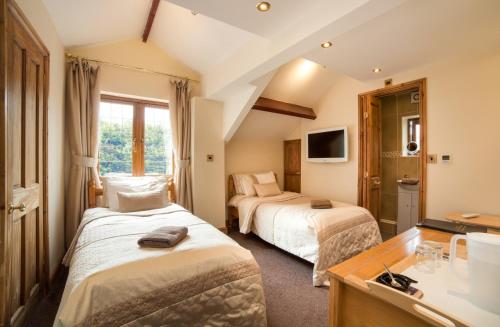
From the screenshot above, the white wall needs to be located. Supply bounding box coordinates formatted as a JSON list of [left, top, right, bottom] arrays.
[[16, 0, 66, 279], [299, 51, 500, 219], [68, 39, 201, 101], [191, 98, 226, 228]]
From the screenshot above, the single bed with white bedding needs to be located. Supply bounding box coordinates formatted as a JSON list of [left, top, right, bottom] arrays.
[[55, 176, 267, 327], [228, 173, 382, 286]]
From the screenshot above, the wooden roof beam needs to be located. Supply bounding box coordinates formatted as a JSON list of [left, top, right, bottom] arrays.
[[142, 0, 160, 43], [252, 97, 316, 120]]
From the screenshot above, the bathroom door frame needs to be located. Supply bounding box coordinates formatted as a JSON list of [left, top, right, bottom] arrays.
[[358, 78, 427, 224]]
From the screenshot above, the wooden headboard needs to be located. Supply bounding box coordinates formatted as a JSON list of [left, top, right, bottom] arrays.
[[227, 172, 278, 203], [88, 177, 176, 208]]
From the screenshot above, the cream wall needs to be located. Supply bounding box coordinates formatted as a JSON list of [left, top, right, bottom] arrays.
[[68, 39, 201, 101], [300, 51, 500, 219], [191, 98, 226, 228], [226, 140, 285, 190], [16, 0, 66, 278]]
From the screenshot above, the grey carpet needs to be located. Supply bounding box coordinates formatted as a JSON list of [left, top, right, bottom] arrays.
[[229, 232, 328, 327], [24, 232, 329, 327]]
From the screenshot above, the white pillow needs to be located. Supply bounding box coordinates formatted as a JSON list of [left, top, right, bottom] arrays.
[[232, 174, 246, 194], [102, 175, 168, 211], [240, 175, 257, 196], [233, 174, 258, 196], [253, 171, 276, 184]]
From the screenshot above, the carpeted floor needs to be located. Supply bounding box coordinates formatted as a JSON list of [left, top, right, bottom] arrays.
[[25, 232, 329, 327], [229, 232, 328, 327]]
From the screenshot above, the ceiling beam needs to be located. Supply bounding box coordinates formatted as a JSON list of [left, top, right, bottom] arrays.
[[142, 0, 160, 43], [252, 97, 316, 120]]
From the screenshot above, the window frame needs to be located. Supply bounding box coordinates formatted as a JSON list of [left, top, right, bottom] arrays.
[[99, 94, 172, 176]]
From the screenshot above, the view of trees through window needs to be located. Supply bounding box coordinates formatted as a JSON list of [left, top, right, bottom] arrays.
[[99, 102, 133, 175], [144, 107, 172, 175], [98, 100, 172, 176]]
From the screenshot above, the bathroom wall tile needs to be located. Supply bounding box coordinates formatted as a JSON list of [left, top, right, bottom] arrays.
[[382, 95, 397, 151], [382, 116, 397, 151], [397, 157, 419, 179], [381, 158, 397, 194], [381, 193, 397, 221], [397, 93, 419, 115], [381, 95, 397, 117]]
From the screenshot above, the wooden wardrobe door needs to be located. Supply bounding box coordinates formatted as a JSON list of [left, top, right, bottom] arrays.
[[284, 139, 301, 193], [1, 1, 49, 325]]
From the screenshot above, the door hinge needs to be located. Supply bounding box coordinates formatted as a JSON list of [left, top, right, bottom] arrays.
[[364, 112, 369, 119], [364, 171, 369, 178]]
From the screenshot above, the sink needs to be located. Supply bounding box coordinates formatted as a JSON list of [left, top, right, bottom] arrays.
[[397, 178, 419, 185]]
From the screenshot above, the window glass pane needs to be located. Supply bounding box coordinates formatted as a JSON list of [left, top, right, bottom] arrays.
[[98, 102, 133, 175], [144, 107, 172, 175]]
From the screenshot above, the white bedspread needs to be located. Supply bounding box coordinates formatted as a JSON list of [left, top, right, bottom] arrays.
[[237, 193, 382, 286], [55, 205, 267, 327]]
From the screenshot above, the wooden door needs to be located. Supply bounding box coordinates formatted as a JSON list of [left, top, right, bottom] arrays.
[[364, 95, 382, 222], [284, 139, 301, 193], [1, 1, 49, 325]]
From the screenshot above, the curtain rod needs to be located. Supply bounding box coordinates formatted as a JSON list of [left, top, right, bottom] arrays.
[[65, 53, 200, 83]]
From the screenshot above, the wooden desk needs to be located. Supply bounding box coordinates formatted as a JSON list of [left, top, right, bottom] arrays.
[[446, 212, 500, 234], [327, 227, 459, 327]]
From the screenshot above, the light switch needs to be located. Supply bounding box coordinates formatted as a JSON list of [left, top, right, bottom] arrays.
[[441, 154, 451, 163], [207, 154, 214, 162], [427, 154, 437, 164]]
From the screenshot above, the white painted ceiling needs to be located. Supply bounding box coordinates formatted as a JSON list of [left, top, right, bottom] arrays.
[[304, 0, 500, 81], [231, 110, 300, 141], [41, 0, 149, 46], [231, 57, 337, 141], [261, 58, 338, 108], [41, 0, 260, 73], [167, 0, 331, 38]]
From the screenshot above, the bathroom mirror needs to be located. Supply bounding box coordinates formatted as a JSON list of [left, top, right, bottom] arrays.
[[402, 114, 420, 157]]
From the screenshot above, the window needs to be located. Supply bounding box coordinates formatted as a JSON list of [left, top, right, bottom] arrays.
[[98, 95, 172, 176]]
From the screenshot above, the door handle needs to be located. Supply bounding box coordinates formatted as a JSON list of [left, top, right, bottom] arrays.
[[374, 180, 381, 185], [8, 203, 26, 214]]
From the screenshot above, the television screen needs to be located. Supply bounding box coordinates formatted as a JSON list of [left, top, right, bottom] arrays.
[[307, 127, 347, 162]]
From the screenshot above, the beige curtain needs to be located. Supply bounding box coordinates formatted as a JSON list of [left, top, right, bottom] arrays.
[[65, 59, 101, 247], [170, 79, 193, 211]]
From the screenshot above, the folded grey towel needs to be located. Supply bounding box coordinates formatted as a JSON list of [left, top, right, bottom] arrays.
[[138, 226, 188, 248], [311, 199, 333, 209]]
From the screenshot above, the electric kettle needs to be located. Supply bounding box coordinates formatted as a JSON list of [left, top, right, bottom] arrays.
[[450, 232, 500, 314]]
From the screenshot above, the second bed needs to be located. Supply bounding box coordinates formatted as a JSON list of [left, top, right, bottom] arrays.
[[228, 174, 382, 286]]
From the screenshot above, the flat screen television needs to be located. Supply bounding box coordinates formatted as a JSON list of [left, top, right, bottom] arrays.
[[306, 127, 348, 162]]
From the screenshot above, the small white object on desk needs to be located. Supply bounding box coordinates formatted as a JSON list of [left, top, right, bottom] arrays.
[[461, 213, 480, 219]]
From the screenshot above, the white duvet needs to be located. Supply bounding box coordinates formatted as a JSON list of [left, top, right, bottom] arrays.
[[55, 205, 267, 327], [236, 192, 382, 286]]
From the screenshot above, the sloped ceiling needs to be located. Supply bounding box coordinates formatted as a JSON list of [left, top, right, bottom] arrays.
[[167, 0, 336, 38], [261, 58, 339, 108], [42, 0, 260, 73], [231, 110, 301, 142], [305, 0, 500, 81], [231, 58, 337, 142]]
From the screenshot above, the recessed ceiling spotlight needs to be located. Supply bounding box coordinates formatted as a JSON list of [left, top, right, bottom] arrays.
[[321, 41, 333, 49], [256, 2, 271, 12], [372, 67, 382, 73]]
